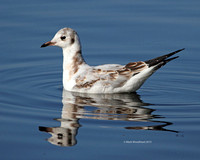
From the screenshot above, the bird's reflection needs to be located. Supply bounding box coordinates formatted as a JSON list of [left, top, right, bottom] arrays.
[[39, 90, 178, 147]]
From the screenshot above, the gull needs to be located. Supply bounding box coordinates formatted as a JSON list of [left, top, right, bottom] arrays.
[[41, 27, 184, 93]]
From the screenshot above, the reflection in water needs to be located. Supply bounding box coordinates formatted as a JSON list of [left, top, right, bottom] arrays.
[[39, 90, 178, 147]]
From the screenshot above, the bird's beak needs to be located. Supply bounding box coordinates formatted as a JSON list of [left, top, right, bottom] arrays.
[[41, 41, 56, 48]]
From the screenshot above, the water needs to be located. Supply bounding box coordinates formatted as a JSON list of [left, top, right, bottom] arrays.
[[0, 0, 200, 159]]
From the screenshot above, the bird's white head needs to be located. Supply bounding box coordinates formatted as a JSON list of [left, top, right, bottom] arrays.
[[41, 28, 80, 49]]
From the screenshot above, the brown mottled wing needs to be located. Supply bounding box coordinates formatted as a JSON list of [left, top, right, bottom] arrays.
[[124, 61, 148, 74], [75, 62, 148, 89], [109, 61, 148, 79], [103, 61, 148, 88]]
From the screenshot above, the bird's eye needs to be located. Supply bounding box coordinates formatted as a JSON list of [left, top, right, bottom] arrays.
[[60, 36, 66, 40]]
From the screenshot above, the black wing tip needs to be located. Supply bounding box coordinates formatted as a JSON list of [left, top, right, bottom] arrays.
[[165, 56, 179, 63], [175, 48, 185, 53], [145, 48, 185, 67], [178, 48, 185, 51], [153, 56, 180, 70]]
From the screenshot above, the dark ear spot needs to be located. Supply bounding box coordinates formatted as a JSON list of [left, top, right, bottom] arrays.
[[71, 38, 75, 44]]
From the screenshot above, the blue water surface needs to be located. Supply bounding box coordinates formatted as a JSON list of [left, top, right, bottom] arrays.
[[0, 0, 200, 160]]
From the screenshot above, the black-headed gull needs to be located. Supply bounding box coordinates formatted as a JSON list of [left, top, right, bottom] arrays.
[[41, 28, 184, 93]]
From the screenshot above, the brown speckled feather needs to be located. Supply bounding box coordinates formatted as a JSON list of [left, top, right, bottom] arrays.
[[74, 61, 148, 89]]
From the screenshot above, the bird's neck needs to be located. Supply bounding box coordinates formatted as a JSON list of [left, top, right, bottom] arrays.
[[62, 42, 86, 82]]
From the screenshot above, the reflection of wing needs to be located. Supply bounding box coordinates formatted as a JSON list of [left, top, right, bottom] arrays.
[[63, 91, 154, 121], [63, 90, 150, 108], [75, 61, 148, 89], [62, 91, 178, 132]]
